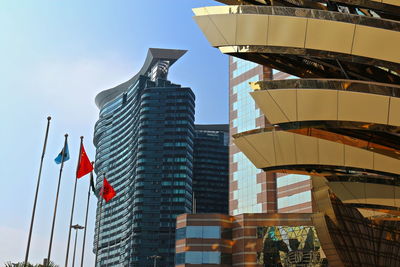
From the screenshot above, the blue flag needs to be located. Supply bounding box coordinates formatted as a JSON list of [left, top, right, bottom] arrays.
[[54, 142, 70, 164]]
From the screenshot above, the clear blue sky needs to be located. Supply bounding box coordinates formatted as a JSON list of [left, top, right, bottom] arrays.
[[0, 1, 226, 265]]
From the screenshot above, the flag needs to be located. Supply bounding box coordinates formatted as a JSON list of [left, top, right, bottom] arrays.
[[54, 142, 70, 164], [90, 171, 97, 196], [100, 177, 116, 203], [76, 143, 93, 178]]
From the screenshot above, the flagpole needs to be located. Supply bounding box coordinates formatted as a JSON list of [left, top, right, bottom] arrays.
[[65, 136, 84, 267], [47, 133, 69, 266], [24, 116, 51, 267], [94, 198, 103, 267], [71, 224, 84, 267], [80, 162, 95, 267]]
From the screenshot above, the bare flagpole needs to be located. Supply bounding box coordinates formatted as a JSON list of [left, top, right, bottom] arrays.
[[24, 116, 51, 267], [94, 198, 103, 267], [65, 136, 84, 267], [80, 162, 95, 267], [71, 224, 84, 267], [47, 133, 69, 265]]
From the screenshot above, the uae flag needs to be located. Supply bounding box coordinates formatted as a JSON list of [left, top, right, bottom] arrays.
[[100, 177, 116, 203], [90, 171, 97, 195], [76, 143, 93, 178]]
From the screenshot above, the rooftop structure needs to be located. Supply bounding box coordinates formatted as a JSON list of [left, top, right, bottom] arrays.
[[95, 48, 187, 109]]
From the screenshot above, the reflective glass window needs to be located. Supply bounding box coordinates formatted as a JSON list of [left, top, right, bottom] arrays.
[[182, 226, 221, 239], [185, 251, 202, 264], [176, 253, 185, 265], [203, 226, 220, 238], [277, 174, 309, 188], [202, 252, 220, 264], [176, 228, 185, 240], [186, 226, 202, 238]]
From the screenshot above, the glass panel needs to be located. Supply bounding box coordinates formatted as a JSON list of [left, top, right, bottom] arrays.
[[176, 253, 185, 265], [185, 251, 202, 264], [277, 174, 309, 188], [202, 252, 221, 264], [176, 227, 185, 240], [278, 191, 311, 210], [186, 226, 202, 238], [203, 226, 221, 238], [256, 226, 326, 265]]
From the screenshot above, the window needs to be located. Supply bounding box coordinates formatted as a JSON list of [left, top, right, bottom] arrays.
[[176, 228, 185, 240], [186, 252, 202, 264], [179, 226, 221, 239], [186, 226, 202, 238], [183, 252, 221, 264], [203, 252, 220, 264], [203, 226, 220, 238], [176, 253, 185, 265]]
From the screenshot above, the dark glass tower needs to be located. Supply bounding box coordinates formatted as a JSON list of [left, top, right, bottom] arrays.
[[193, 124, 229, 214], [93, 48, 195, 267]]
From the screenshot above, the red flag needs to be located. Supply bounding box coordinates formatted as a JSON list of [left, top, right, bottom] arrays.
[[76, 143, 93, 178], [100, 177, 116, 203]]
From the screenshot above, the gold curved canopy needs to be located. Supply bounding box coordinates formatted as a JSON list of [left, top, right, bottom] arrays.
[[193, 6, 400, 65], [233, 129, 400, 176]]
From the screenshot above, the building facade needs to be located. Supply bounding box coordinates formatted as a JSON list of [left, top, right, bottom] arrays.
[[175, 213, 327, 267], [270, 71, 312, 214], [229, 57, 277, 215], [193, 124, 229, 214], [174, 57, 313, 267], [93, 48, 195, 267], [194, 1, 400, 266], [93, 48, 231, 267], [230, 57, 311, 215], [276, 174, 312, 213]]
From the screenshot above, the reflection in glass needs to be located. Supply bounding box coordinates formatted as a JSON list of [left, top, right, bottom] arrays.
[[257, 226, 328, 267]]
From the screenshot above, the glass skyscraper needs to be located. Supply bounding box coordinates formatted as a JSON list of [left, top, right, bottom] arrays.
[[93, 48, 195, 267], [193, 124, 229, 214]]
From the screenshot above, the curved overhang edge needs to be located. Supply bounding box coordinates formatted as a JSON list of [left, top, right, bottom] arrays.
[[95, 48, 188, 109]]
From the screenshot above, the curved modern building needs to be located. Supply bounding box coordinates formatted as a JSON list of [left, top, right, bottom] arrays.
[[189, 1, 400, 266], [93, 48, 195, 267]]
